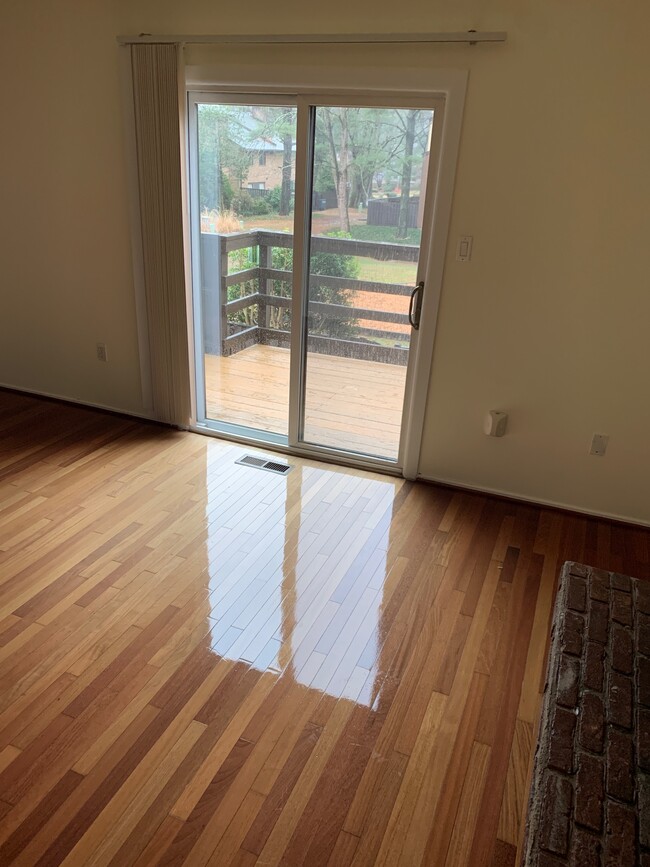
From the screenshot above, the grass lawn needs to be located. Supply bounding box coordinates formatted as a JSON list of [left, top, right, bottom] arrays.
[[231, 214, 420, 285], [356, 258, 417, 285], [348, 225, 422, 246], [337, 224, 421, 284]]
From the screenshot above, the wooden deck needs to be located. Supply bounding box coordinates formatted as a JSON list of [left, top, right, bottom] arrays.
[[204, 345, 407, 459], [1, 390, 649, 865]]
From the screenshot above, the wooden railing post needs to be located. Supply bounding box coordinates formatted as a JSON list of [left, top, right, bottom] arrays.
[[258, 237, 270, 331], [219, 234, 229, 356]]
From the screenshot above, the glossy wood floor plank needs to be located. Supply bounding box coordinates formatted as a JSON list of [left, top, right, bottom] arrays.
[[0, 389, 649, 866]]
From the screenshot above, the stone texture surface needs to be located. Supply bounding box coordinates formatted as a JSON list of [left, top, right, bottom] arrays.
[[550, 707, 578, 772], [587, 601, 609, 645], [557, 654, 580, 709], [575, 754, 604, 832], [608, 670, 633, 729], [523, 562, 650, 866], [584, 641, 605, 692]]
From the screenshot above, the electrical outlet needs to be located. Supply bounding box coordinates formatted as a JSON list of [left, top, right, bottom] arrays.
[[96, 343, 108, 363], [590, 433, 609, 456]]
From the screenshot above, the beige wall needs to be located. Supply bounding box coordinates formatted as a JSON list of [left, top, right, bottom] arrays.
[[1, 0, 649, 522], [0, 1, 143, 414], [245, 151, 285, 189]]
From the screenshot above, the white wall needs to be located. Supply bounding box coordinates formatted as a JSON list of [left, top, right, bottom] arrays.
[[0, 1, 143, 413], [418, 2, 650, 523], [1, 0, 649, 522]]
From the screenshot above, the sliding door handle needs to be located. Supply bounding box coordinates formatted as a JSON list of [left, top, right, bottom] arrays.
[[409, 281, 424, 330]]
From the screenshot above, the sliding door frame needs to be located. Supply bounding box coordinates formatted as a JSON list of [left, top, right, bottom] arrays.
[[186, 73, 467, 479]]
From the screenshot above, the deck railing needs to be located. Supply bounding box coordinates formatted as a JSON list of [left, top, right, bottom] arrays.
[[200, 229, 418, 366]]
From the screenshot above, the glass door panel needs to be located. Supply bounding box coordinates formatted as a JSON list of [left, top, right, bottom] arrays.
[[194, 100, 297, 437], [299, 105, 435, 460]]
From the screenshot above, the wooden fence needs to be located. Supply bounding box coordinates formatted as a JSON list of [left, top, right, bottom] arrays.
[[366, 197, 420, 229]]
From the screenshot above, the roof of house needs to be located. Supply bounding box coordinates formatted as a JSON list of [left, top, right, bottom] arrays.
[[230, 111, 296, 153]]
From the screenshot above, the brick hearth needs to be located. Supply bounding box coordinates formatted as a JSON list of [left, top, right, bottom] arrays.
[[523, 562, 650, 866]]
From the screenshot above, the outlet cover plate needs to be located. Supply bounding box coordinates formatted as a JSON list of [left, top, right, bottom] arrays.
[[590, 433, 609, 456]]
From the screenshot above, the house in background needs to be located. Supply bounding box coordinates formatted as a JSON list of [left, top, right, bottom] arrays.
[[223, 108, 296, 196], [238, 137, 291, 193]]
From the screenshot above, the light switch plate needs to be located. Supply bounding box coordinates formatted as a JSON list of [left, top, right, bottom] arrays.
[[456, 235, 473, 262]]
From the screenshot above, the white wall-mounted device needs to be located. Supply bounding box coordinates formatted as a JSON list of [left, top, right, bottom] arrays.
[[590, 433, 609, 456], [485, 410, 508, 437]]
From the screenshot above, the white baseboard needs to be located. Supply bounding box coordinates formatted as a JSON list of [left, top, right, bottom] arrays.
[[0, 382, 157, 423], [416, 473, 650, 529], [3, 383, 648, 528]]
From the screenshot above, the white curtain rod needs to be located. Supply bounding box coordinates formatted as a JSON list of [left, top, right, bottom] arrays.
[[117, 31, 507, 46]]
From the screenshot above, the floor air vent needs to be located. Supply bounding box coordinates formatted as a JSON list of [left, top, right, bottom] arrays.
[[236, 455, 292, 475]]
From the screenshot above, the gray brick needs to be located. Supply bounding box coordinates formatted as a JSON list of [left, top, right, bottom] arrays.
[[604, 802, 636, 867], [636, 579, 650, 616], [549, 705, 577, 773], [606, 729, 634, 802], [563, 610, 585, 656], [612, 589, 633, 626], [539, 772, 572, 856], [579, 692, 604, 754], [587, 600, 608, 644], [557, 654, 580, 709], [640, 655, 650, 707], [638, 611, 650, 657], [584, 641, 604, 692], [568, 575, 587, 612], [640, 772, 650, 849], [612, 624, 633, 675], [639, 707, 650, 770], [608, 671, 633, 729], [575, 754, 604, 832], [590, 569, 610, 603], [571, 827, 602, 866], [611, 572, 632, 592], [528, 567, 647, 867]]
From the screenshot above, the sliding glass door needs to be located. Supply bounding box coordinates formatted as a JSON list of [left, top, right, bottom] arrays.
[[298, 104, 434, 460], [190, 97, 298, 441], [189, 92, 442, 468]]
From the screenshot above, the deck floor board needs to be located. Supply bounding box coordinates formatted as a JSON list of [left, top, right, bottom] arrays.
[[204, 345, 407, 459]]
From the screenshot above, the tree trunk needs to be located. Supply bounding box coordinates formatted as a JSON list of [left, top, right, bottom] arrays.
[[349, 168, 366, 210], [337, 114, 351, 233], [279, 133, 293, 216], [397, 110, 417, 240]]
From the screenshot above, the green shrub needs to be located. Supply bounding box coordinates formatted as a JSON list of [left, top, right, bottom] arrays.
[[231, 191, 272, 217], [231, 192, 254, 216], [269, 241, 359, 339], [251, 197, 271, 216], [267, 186, 283, 212], [224, 237, 360, 337], [225, 246, 258, 329], [219, 171, 234, 210]]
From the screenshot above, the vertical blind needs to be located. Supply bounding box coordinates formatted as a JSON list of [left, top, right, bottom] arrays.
[[130, 43, 191, 426]]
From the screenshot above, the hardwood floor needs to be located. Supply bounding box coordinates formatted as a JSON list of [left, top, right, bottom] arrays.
[[204, 345, 407, 459], [0, 389, 648, 866]]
